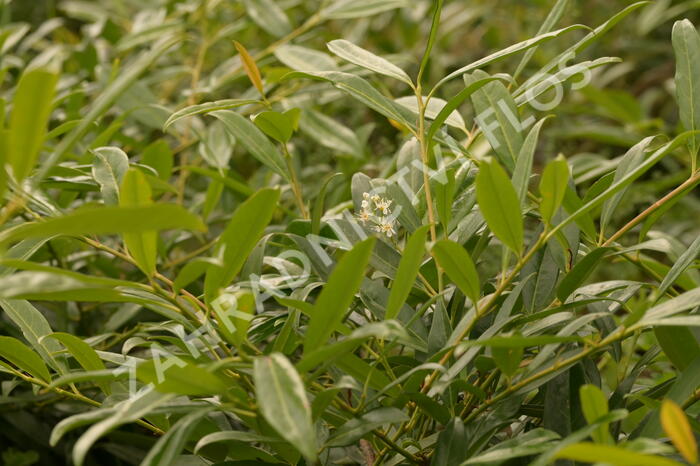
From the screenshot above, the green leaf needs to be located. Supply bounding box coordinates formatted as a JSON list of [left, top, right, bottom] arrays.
[[326, 407, 408, 447], [426, 74, 510, 143], [553, 132, 698, 236], [435, 25, 586, 89], [37, 35, 179, 180], [136, 358, 229, 396], [385, 225, 429, 320], [463, 428, 560, 464], [204, 188, 279, 301], [672, 19, 700, 158], [0, 335, 51, 381], [556, 247, 612, 301], [538, 155, 570, 224], [0, 299, 64, 372], [46, 332, 109, 394], [579, 384, 611, 443], [467, 70, 523, 170], [120, 168, 157, 276], [242, 0, 292, 38], [253, 110, 295, 143], [71, 388, 171, 466], [637, 287, 700, 326], [163, 99, 257, 130], [655, 326, 700, 371], [253, 353, 317, 462], [431, 239, 480, 305], [91, 147, 129, 205], [274, 44, 339, 72], [600, 137, 654, 234], [513, 117, 551, 205], [433, 418, 469, 466], [657, 234, 700, 298], [211, 110, 289, 180], [395, 96, 467, 132], [492, 344, 523, 377], [304, 237, 375, 353], [142, 407, 215, 466], [7, 67, 58, 181], [282, 71, 414, 128], [555, 442, 684, 466], [47, 332, 105, 372], [476, 157, 524, 254], [513, 0, 569, 79], [322, 0, 409, 19], [0, 204, 205, 246], [141, 140, 173, 180], [327, 39, 412, 86]]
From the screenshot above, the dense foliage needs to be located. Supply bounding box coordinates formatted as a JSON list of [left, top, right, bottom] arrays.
[[1, 0, 700, 464]]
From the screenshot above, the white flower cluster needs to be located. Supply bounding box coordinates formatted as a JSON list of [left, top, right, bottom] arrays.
[[357, 192, 397, 238]]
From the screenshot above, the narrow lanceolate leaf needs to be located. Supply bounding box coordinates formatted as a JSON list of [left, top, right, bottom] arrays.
[[204, 188, 279, 301], [7, 67, 58, 181], [141, 407, 215, 466], [282, 71, 414, 128], [47, 332, 109, 394], [0, 299, 64, 372], [242, 0, 292, 38], [210, 110, 289, 180], [92, 147, 128, 205], [433, 418, 469, 466], [467, 70, 523, 170], [426, 74, 510, 143], [476, 157, 523, 254], [431, 239, 480, 305], [600, 137, 654, 234], [579, 384, 611, 444], [672, 19, 700, 157], [254, 353, 317, 462], [661, 399, 698, 464], [385, 225, 429, 320], [657, 234, 700, 299], [120, 168, 157, 277], [538, 155, 569, 224], [556, 247, 611, 301], [0, 336, 51, 382], [326, 407, 408, 447], [304, 238, 375, 353], [71, 388, 171, 466], [163, 99, 257, 130], [556, 443, 684, 466], [321, 0, 409, 19], [327, 39, 413, 86], [435, 24, 585, 88], [47, 333, 105, 372], [0, 204, 206, 246], [513, 117, 551, 205], [234, 41, 264, 97], [136, 358, 229, 396]]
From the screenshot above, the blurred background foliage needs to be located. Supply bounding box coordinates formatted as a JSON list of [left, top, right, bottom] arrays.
[[1, 0, 700, 463]]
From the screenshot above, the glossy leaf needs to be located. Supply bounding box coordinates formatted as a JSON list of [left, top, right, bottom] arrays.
[[254, 353, 317, 462], [476, 157, 524, 254], [304, 238, 375, 353]]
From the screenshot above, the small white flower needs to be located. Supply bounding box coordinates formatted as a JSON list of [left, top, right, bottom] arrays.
[[374, 218, 396, 238], [357, 209, 372, 223], [361, 199, 370, 209], [375, 198, 392, 215]]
